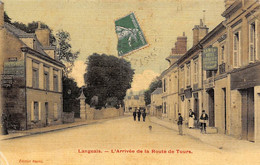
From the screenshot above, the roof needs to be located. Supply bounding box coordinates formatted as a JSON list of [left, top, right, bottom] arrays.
[[4, 22, 64, 67], [4, 23, 35, 38], [151, 88, 162, 95]]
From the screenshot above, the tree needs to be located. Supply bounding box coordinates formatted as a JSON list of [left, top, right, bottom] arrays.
[[56, 30, 80, 77], [4, 11, 11, 23], [144, 78, 162, 105], [63, 77, 81, 114], [84, 53, 134, 108]]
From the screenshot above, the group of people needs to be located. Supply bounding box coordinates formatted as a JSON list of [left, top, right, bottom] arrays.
[[133, 109, 146, 122], [177, 109, 209, 135]]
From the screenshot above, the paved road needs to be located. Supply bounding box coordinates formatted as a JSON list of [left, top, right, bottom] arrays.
[[0, 116, 259, 165]]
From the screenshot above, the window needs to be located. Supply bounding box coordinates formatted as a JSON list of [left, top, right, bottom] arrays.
[[163, 78, 167, 92], [44, 72, 49, 90], [233, 31, 241, 67], [164, 102, 167, 114], [186, 63, 191, 87], [53, 74, 58, 92], [32, 68, 39, 88], [54, 103, 58, 120], [31, 101, 39, 121], [249, 22, 257, 62], [194, 60, 199, 84], [221, 45, 225, 63], [180, 67, 184, 89]]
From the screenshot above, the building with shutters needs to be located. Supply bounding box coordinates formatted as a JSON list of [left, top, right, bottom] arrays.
[[157, 0, 260, 143], [0, 1, 64, 130]]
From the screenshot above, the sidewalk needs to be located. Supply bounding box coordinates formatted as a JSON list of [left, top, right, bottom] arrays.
[[0, 116, 127, 141], [149, 116, 260, 152]]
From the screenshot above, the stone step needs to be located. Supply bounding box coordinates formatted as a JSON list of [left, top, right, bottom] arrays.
[[206, 127, 218, 134]]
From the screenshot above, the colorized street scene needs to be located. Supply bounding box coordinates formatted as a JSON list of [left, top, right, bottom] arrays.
[[0, 0, 260, 164]]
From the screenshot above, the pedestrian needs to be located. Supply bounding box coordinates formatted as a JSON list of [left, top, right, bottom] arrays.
[[188, 109, 195, 129], [177, 113, 183, 135], [200, 110, 208, 134], [133, 110, 137, 121], [142, 111, 146, 122], [137, 110, 141, 122]]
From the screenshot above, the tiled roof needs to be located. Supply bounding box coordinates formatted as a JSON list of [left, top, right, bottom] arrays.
[[4, 22, 49, 57], [4, 23, 35, 38], [151, 88, 162, 95]]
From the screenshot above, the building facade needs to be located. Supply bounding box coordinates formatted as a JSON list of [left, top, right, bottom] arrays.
[[157, 0, 260, 142], [160, 33, 187, 121], [150, 88, 162, 117], [124, 93, 145, 112], [0, 2, 64, 130], [221, 0, 260, 142]]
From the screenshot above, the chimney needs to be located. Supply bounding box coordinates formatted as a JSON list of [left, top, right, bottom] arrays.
[[192, 19, 208, 46], [0, 1, 4, 27], [167, 32, 187, 65], [35, 22, 50, 47], [225, 0, 236, 9]]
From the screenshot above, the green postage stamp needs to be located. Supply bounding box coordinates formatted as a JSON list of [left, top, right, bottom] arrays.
[[115, 12, 148, 57]]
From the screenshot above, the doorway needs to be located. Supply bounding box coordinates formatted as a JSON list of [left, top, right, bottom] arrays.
[[45, 102, 49, 126], [241, 88, 255, 142], [208, 89, 215, 127], [222, 88, 227, 134]]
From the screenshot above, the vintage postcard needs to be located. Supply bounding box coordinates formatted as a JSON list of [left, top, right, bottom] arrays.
[[0, 0, 260, 165]]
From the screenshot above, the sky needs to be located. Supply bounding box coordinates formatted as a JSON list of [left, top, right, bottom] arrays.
[[2, 0, 225, 91]]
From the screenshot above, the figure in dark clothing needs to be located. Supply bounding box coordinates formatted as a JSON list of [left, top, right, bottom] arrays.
[[200, 110, 209, 134], [133, 111, 137, 121], [142, 112, 146, 122], [177, 113, 183, 135], [137, 110, 141, 122]]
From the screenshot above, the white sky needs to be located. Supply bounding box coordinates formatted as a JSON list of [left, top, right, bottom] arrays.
[[3, 0, 225, 90]]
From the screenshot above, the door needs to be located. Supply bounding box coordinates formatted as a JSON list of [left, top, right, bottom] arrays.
[[208, 89, 215, 127], [222, 88, 227, 134], [241, 88, 255, 142], [45, 102, 49, 126], [247, 88, 255, 142], [194, 98, 199, 120]]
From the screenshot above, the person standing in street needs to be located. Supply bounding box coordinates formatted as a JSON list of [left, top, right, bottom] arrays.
[[142, 111, 146, 122], [188, 109, 195, 129], [137, 109, 141, 122], [133, 110, 137, 121], [200, 110, 208, 134], [177, 113, 183, 135]]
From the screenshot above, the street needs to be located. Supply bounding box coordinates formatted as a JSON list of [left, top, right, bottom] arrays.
[[0, 116, 259, 165]]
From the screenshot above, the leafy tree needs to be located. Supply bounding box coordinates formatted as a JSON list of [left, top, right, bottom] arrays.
[[63, 76, 81, 114], [4, 11, 11, 23], [56, 30, 80, 77], [144, 78, 162, 105], [84, 53, 134, 108]]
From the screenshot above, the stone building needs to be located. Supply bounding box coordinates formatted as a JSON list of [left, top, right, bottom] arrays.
[[157, 0, 260, 142], [0, 2, 64, 130], [124, 92, 145, 112], [177, 21, 208, 124], [160, 33, 187, 121], [150, 88, 162, 117], [221, 0, 260, 142]]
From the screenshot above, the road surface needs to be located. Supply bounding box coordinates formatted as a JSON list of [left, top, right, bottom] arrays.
[[0, 116, 259, 165]]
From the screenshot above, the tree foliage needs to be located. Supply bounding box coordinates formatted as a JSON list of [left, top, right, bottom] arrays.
[[144, 78, 162, 105], [63, 76, 81, 114], [84, 53, 134, 108], [4, 11, 11, 23], [56, 30, 80, 77]]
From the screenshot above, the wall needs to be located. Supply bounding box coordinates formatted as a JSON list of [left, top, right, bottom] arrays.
[[3, 76, 26, 130], [62, 112, 75, 123], [26, 88, 62, 129], [93, 107, 124, 120]]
